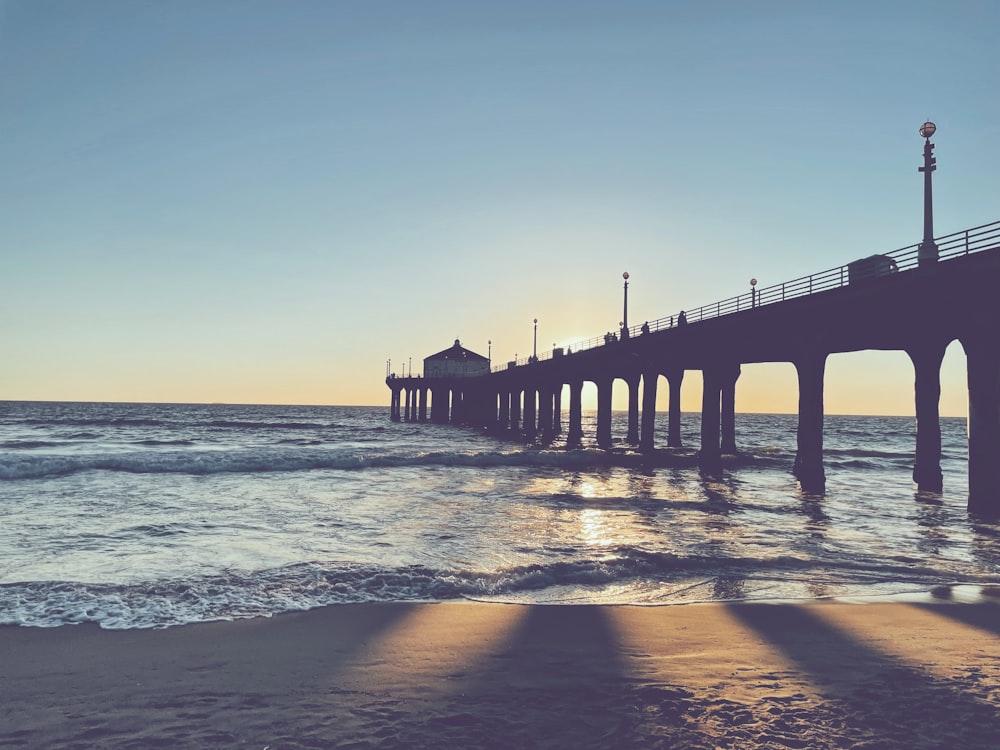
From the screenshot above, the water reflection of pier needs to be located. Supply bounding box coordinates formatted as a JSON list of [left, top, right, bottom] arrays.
[[387, 220, 1000, 514]]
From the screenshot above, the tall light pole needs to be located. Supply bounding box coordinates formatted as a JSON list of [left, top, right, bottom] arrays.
[[918, 121, 938, 268], [750, 277, 757, 308], [622, 271, 630, 330], [488, 339, 492, 368], [532, 318, 538, 361]]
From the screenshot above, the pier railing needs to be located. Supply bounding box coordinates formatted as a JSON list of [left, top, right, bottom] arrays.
[[493, 219, 1000, 372]]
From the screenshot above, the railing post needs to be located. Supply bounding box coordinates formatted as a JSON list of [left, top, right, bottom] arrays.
[[966, 229, 970, 254]]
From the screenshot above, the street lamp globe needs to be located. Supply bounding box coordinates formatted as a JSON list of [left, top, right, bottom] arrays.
[[919, 121, 936, 139]]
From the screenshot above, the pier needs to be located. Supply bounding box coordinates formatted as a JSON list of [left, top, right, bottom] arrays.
[[387, 218, 1000, 514], [386, 124, 1000, 513]]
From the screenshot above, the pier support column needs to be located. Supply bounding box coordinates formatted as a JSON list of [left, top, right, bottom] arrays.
[[626, 374, 641, 445], [471, 388, 489, 429], [963, 335, 1000, 515], [498, 391, 510, 431], [720, 364, 741, 454], [390, 386, 401, 422], [793, 352, 827, 493], [553, 385, 563, 434], [430, 387, 444, 423], [538, 385, 554, 440], [404, 388, 413, 422], [481, 389, 495, 429], [510, 390, 521, 433], [597, 378, 613, 448], [568, 380, 583, 446], [450, 388, 462, 424], [523, 388, 537, 440], [418, 388, 427, 423], [908, 341, 947, 493], [666, 368, 684, 448], [640, 369, 658, 453], [699, 368, 722, 472]]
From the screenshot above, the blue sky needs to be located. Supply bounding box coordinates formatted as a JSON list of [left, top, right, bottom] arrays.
[[2, 1, 997, 413]]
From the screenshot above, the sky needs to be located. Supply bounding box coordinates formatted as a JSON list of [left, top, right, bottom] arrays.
[[2, 0, 998, 415]]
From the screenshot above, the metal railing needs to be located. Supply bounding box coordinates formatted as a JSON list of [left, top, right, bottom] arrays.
[[492, 219, 1000, 372]]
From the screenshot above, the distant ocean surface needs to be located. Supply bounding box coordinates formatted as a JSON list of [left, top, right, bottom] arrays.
[[2, 401, 998, 629]]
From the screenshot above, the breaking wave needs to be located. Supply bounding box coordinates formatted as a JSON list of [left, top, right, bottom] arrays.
[[0, 447, 620, 481], [3, 549, 986, 629]]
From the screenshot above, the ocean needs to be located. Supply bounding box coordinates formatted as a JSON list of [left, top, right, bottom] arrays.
[[1, 400, 998, 629]]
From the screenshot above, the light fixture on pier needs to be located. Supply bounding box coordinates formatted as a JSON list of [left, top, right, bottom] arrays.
[[532, 319, 538, 362], [750, 277, 757, 308], [918, 121, 938, 267], [488, 339, 492, 367], [622, 271, 630, 331]]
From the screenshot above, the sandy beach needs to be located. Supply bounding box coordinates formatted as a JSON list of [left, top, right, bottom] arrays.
[[1, 600, 998, 749]]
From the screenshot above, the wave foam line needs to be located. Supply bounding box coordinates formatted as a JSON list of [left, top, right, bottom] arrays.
[[5, 551, 996, 629], [0, 447, 614, 480]]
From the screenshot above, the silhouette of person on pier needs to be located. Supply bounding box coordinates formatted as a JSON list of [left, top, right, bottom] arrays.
[[678, 311, 688, 326]]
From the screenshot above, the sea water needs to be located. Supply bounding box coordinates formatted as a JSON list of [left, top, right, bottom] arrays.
[[1, 401, 998, 629]]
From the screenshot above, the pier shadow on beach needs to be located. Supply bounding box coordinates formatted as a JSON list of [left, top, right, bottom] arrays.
[[0, 603, 420, 750], [384, 605, 636, 749], [908, 597, 1000, 637], [724, 602, 1000, 749]]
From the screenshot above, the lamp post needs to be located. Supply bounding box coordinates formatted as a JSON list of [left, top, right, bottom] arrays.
[[918, 121, 938, 268], [622, 271, 630, 330], [750, 277, 757, 308], [532, 318, 538, 362], [488, 339, 492, 368]]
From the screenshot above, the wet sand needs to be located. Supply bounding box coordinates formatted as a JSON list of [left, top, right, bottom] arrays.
[[2, 600, 1000, 749]]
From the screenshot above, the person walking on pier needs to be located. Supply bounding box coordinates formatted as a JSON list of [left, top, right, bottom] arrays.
[[678, 311, 688, 326]]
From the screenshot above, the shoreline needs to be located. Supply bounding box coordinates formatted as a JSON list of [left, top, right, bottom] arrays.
[[3, 599, 999, 749]]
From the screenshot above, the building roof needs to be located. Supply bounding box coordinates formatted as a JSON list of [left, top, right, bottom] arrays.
[[425, 339, 489, 362]]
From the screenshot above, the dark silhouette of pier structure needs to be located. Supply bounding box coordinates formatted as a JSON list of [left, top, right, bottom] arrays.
[[386, 128, 1000, 514], [387, 219, 1000, 513]]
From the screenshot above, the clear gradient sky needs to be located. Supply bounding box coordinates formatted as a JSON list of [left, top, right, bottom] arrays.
[[2, 1, 997, 414]]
